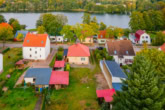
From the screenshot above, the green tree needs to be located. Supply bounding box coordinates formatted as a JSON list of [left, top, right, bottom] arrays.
[[0, 24, 13, 48], [60, 25, 75, 42], [152, 31, 165, 46], [143, 11, 154, 31], [91, 16, 97, 23], [11, 20, 21, 34], [0, 14, 6, 23], [113, 55, 165, 110], [129, 11, 146, 32], [82, 13, 91, 24], [37, 26, 45, 34], [9, 18, 17, 25], [99, 22, 106, 30]]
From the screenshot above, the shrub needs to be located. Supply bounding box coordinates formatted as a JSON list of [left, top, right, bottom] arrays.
[[2, 48, 10, 54], [56, 53, 63, 60], [106, 55, 113, 60], [65, 63, 70, 71], [58, 46, 64, 51]]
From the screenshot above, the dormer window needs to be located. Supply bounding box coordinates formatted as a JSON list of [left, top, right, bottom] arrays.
[[146, 36, 148, 39], [27, 40, 29, 43], [41, 41, 44, 44], [126, 51, 129, 55], [101, 35, 103, 38], [114, 50, 117, 54]]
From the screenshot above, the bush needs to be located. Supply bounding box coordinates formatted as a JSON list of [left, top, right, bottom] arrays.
[[2, 48, 10, 54], [58, 46, 64, 51], [65, 63, 70, 71], [56, 53, 63, 60], [106, 55, 113, 60]]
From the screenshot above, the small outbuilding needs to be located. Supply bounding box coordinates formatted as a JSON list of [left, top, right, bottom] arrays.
[[49, 71, 69, 90], [15, 59, 27, 69], [54, 60, 65, 70]]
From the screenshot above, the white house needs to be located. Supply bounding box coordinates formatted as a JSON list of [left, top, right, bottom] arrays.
[[0, 54, 3, 73], [105, 40, 135, 66], [49, 36, 56, 43], [55, 36, 67, 43], [100, 60, 127, 91], [129, 30, 151, 44], [23, 33, 50, 60]]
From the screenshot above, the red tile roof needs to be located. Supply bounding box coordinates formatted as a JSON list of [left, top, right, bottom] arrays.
[[49, 71, 69, 85], [135, 30, 145, 41], [96, 89, 116, 102], [98, 30, 106, 39], [160, 43, 165, 52], [15, 60, 24, 65], [67, 43, 90, 57], [23, 33, 48, 47], [54, 61, 65, 68]]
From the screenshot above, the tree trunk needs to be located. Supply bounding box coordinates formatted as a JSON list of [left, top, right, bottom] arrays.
[[3, 38, 5, 49]]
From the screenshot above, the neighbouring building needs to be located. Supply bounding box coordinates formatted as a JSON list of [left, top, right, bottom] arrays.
[[159, 43, 165, 52], [0, 54, 3, 73], [24, 68, 52, 92], [81, 36, 93, 44], [23, 33, 50, 60], [67, 43, 90, 65], [100, 60, 127, 91], [129, 30, 151, 44], [49, 36, 56, 43], [54, 60, 65, 70], [49, 71, 69, 90], [98, 30, 110, 44], [56, 36, 67, 43], [14, 30, 29, 41], [105, 40, 135, 65]]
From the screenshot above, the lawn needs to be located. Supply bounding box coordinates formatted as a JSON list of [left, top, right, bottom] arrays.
[[46, 66, 101, 110], [0, 87, 37, 110]]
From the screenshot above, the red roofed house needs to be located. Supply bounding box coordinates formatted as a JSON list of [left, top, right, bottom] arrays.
[[98, 30, 110, 44], [67, 43, 90, 65], [129, 30, 151, 44], [159, 43, 165, 53], [23, 33, 50, 60], [49, 71, 69, 89]]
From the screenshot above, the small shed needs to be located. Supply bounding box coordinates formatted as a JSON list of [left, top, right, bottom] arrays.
[[96, 89, 116, 104], [49, 71, 69, 90], [54, 60, 65, 70]]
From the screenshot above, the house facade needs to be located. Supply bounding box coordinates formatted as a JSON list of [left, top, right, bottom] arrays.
[[23, 33, 50, 60], [0, 54, 3, 73], [82, 37, 93, 44], [67, 43, 90, 65], [98, 30, 109, 44], [129, 30, 151, 44], [105, 40, 135, 65]]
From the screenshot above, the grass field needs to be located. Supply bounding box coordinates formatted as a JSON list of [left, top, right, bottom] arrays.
[[46, 66, 101, 110]]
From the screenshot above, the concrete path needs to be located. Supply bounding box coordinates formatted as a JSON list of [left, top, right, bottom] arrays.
[[34, 96, 43, 110], [14, 71, 26, 88]]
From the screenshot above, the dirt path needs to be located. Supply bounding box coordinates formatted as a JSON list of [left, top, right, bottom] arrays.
[[95, 73, 109, 90], [34, 96, 43, 110]]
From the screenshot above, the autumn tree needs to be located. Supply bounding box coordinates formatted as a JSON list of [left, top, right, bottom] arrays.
[[113, 55, 165, 110], [82, 13, 91, 24], [0, 23, 13, 48], [0, 14, 6, 23], [152, 31, 165, 46], [99, 22, 106, 30], [37, 26, 45, 34]]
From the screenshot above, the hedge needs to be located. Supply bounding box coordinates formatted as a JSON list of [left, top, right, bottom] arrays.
[[2, 48, 10, 54]]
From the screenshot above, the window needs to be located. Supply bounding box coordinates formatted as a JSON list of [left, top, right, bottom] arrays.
[[89, 40, 91, 42], [81, 58, 85, 61], [114, 50, 117, 54], [146, 36, 148, 39], [30, 48, 32, 51], [40, 48, 41, 51], [30, 55, 32, 57], [40, 55, 41, 57], [27, 40, 29, 43], [35, 51, 37, 54], [126, 51, 129, 55], [101, 40, 105, 42], [41, 41, 44, 44]]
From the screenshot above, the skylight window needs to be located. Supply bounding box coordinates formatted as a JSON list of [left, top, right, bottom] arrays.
[[41, 41, 44, 44], [27, 40, 29, 43], [114, 50, 117, 54]]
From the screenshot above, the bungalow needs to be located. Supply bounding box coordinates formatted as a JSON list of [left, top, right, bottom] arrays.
[[100, 60, 127, 91], [49, 71, 69, 90], [24, 68, 52, 92], [105, 40, 135, 65], [14, 30, 29, 41], [23, 33, 50, 60], [159, 43, 165, 52], [129, 30, 151, 44], [0, 54, 3, 73], [98, 30, 109, 44], [67, 43, 90, 65], [81, 36, 94, 44]]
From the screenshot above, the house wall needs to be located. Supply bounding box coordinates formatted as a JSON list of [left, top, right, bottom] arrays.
[[24, 77, 34, 84], [140, 33, 151, 44], [113, 55, 134, 65], [56, 36, 64, 42], [23, 38, 50, 60], [68, 57, 89, 64], [0, 54, 3, 72], [98, 39, 107, 44], [82, 37, 93, 44]]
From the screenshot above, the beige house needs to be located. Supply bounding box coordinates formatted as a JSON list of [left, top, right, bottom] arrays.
[[67, 43, 90, 65], [82, 37, 93, 44]]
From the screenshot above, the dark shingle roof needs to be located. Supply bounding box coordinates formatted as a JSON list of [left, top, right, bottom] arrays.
[[106, 40, 135, 58], [24, 68, 52, 85], [104, 60, 127, 78]]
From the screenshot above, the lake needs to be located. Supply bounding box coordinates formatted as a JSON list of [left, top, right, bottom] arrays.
[[1, 12, 130, 29]]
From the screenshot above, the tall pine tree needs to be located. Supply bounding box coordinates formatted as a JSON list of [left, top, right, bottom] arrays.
[[112, 56, 165, 110]]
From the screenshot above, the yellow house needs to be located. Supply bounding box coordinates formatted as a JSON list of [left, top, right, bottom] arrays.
[[67, 43, 90, 65]]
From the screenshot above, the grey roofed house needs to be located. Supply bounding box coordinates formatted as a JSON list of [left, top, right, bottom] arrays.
[[24, 68, 52, 85], [104, 60, 127, 78]]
